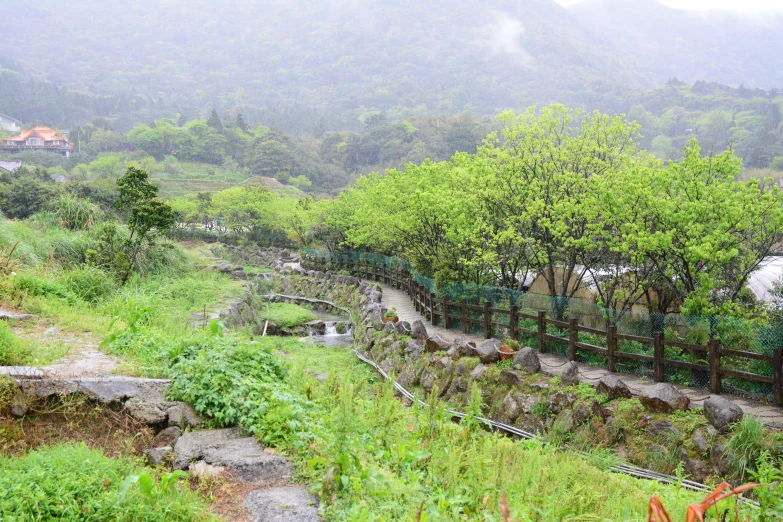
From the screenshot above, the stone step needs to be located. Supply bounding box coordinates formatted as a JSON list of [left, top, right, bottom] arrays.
[[173, 428, 292, 485], [244, 487, 320, 522]]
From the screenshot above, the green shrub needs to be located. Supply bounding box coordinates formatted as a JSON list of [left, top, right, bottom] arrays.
[[0, 443, 213, 521], [167, 335, 313, 448], [5, 273, 71, 300], [58, 266, 118, 304], [54, 194, 98, 230]]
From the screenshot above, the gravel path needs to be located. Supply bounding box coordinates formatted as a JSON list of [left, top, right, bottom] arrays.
[[380, 282, 783, 429]]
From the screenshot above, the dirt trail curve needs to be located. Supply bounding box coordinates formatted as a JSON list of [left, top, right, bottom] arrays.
[[380, 283, 783, 430]]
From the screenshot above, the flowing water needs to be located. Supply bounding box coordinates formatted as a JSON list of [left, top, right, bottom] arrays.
[[307, 320, 354, 347], [306, 309, 355, 347]]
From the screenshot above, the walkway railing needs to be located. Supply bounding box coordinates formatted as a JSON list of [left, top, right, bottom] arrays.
[[302, 254, 783, 407]]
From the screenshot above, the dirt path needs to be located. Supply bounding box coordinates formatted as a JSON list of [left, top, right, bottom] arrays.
[[12, 324, 118, 378], [380, 283, 783, 430]]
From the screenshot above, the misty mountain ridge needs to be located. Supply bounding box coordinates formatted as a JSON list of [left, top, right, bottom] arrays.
[[570, 0, 783, 89], [0, 0, 647, 119], [0, 0, 780, 130]]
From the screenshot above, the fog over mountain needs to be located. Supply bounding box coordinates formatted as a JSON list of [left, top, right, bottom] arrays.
[[570, 0, 783, 88], [0, 0, 781, 131]]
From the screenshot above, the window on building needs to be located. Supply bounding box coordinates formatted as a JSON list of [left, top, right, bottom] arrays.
[[27, 137, 43, 146]]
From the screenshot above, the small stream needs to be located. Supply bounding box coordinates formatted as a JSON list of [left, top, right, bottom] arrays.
[[305, 309, 355, 347]]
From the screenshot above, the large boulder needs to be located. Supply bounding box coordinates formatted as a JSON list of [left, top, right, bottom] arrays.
[[394, 321, 411, 336], [512, 347, 540, 373], [425, 335, 450, 353], [503, 392, 521, 421], [498, 369, 523, 388], [76, 377, 170, 405], [152, 426, 182, 448], [410, 320, 428, 340], [560, 361, 579, 386], [405, 340, 423, 362], [548, 391, 575, 414], [703, 396, 743, 432], [145, 446, 173, 466], [451, 337, 478, 358], [167, 403, 205, 429], [470, 364, 488, 379], [572, 402, 591, 426], [554, 408, 575, 433], [125, 400, 171, 426], [639, 383, 690, 413], [421, 372, 437, 394], [476, 339, 501, 364], [646, 420, 681, 438], [597, 375, 633, 400]]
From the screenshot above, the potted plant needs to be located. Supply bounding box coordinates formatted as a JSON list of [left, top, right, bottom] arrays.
[[383, 308, 399, 323], [498, 337, 521, 360]]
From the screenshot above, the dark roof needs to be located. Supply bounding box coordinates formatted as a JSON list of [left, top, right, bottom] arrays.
[[0, 160, 22, 173], [0, 113, 21, 124]]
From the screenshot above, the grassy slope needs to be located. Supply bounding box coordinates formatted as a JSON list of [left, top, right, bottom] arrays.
[[258, 303, 316, 329], [149, 162, 307, 198], [0, 218, 762, 520], [280, 342, 713, 521], [0, 218, 241, 373]]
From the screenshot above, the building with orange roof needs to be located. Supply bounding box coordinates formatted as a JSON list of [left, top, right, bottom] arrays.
[[2, 126, 74, 157]]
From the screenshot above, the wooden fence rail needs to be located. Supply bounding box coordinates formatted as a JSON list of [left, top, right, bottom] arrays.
[[303, 257, 783, 407]]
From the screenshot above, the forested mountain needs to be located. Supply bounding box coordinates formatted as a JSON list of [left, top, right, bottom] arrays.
[[570, 0, 783, 89], [0, 0, 648, 120], [2, 0, 783, 173]]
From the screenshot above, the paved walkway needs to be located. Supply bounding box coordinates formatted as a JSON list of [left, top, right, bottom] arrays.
[[381, 283, 783, 429]]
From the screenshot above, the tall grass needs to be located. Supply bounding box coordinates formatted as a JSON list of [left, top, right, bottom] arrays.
[[726, 416, 771, 481], [0, 216, 90, 267], [0, 444, 215, 521], [0, 321, 32, 366], [280, 343, 712, 521]]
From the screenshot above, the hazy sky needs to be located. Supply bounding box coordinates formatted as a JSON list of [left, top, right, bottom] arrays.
[[555, 0, 783, 11]]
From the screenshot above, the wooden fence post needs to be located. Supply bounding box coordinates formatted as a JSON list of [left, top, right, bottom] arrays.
[[568, 318, 578, 361], [607, 325, 617, 372], [709, 339, 721, 394], [509, 305, 519, 342], [443, 295, 451, 329], [537, 310, 547, 354], [430, 293, 437, 325], [414, 281, 420, 312], [774, 349, 782, 407], [653, 332, 664, 382], [484, 302, 492, 339], [462, 300, 470, 335]]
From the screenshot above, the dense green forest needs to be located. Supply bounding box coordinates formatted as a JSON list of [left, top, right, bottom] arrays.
[[1, 112, 497, 195], [0, 0, 646, 119]]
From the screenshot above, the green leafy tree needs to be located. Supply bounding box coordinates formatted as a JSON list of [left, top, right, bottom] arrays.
[[243, 130, 294, 180], [111, 166, 176, 283], [235, 113, 248, 133], [480, 105, 643, 318], [207, 108, 223, 132], [631, 140, 783, 317]]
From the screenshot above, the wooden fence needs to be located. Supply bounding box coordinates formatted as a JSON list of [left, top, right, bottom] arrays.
[[304, 256, 783, 407]]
